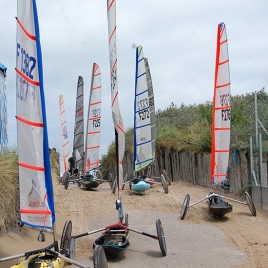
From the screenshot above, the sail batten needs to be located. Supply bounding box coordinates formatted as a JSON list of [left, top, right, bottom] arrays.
[[210, 22, 231, 185]]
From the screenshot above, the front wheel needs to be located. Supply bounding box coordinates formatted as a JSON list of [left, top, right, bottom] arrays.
[[156, 219, 167, 257]]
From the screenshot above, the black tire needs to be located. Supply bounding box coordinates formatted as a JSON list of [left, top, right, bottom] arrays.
[[245, 192, 256, 216], [162, 169, 171, 185], [112, 177, 117, 194], [180, 194, 190, 220], [160, 174, 168, 194], [122, 174, 127, 190], [68, 237, 75, 262], [60, 220, 72, 253], [156, 219, 167, 257], [62, 172, 69, 189], [93, 245, 108, 268], [96, 170, 103, 184], [77, 181, 81, 187], [108, 173, 113, 189], [125, 213, 128, 226]]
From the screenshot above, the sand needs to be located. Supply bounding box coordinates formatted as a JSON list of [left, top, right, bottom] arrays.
[[0, 180, 268, 268]]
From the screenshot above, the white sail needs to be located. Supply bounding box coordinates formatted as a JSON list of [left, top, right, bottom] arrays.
[[73, 76, 84, 170], [59, 94, 70, 172], [210, 22, 231, 185], [84, 63, 101, 172], [16, 0, 55, 229], [107, 0, 125, 192], [145, 58, 156, 161], [134, 46, 153, 172]]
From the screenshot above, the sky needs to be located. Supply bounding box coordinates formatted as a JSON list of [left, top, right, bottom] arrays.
[[0, 0, 267, 170]]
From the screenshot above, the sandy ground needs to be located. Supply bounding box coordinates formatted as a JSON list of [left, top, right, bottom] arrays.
[[0, 179, 268, 268]]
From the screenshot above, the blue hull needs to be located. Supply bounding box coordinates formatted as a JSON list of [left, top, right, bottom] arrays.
[[131, 180, 150, 193]]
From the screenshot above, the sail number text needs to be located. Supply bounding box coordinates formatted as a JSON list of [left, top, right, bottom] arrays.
[[220, 93, 230, 121], [92, 108, 101, 128], [139, 109, 149, 121], [16, 43, 36, 104]]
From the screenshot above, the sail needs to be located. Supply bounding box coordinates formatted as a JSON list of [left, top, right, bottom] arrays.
[[59, 94, 70, 172], [84, 63, 101, 172], [134, 46, 153, 172], [107, 0, 125, 193], [16, 0, 55, 229], [145, 58, 156, 161], [0, 62, 8, 153], [73, 76, 84, 170], [210, 22, 231, 184]]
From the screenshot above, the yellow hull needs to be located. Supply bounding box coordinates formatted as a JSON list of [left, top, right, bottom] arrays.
[[10, 253, 64, 268]]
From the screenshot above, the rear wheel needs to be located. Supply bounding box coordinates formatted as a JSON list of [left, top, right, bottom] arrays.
[[160, 174, 168, 194], [162, 169, 171, 185], [180, 194, 190, 220], [124, 213, 128, 226], [93, 245, 108, 268], [245, 192, 256, 216], [156, 219, 167, 257]]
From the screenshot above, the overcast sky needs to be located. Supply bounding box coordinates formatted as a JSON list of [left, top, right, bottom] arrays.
[[0, 0, 267, 170]]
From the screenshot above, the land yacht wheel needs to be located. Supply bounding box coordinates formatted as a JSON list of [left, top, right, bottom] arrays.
[[60, 220, 72, 256], [96, 170, 103, 184], [122, 173, 127, 190], [162, 170, 171, 185], [62, 172, 69, 190], [111, 177, 117, 194], [156, 219, 167, 257], [160, 174, 168, 194], [108, 173, 113, 189], [245, 192, 256, 216], [180, 194, 190, 220], [124, 213, 128, 226], [93, 245, 108, 268], [68, 237, 75, 261]]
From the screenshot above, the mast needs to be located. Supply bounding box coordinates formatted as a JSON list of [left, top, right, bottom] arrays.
[[73, 76, 84, 171], [59, 94, 70, 172], [134, 46, 153, 172], [107, 0, 125, 198], [84, 63, 101, 173], [210, 22, 231, 184], [16, 0, 55, 230]]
